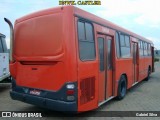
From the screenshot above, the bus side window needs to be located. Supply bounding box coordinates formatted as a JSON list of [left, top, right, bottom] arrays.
[[78, 20, 95, 61], [120, 34, 131, 58], [107, 40, 112, 69], [116, 32, 131, 58], [115, 32, 120, 58], [139, 40, 144, 56], [148, 43, 151, 56], [98, 38, 104, 71], [143, 42, 147, 56], [0, 37, 3, 53], [1, 37, 8, 53]]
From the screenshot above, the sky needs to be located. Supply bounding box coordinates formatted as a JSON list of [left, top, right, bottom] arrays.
[[0, 0, 160, 49]]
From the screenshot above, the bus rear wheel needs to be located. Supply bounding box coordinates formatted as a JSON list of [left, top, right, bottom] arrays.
[[116, 75, 127, 100], [145, 67, 151, 81]]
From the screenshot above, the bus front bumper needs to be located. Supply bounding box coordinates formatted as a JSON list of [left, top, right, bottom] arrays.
[[10, 91, 77, 112]]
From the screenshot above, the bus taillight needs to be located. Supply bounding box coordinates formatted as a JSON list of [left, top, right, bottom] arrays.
[[66, 90, 74, 95], [66, 83, 75, 100]]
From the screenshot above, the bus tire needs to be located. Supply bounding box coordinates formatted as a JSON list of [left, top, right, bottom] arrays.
[[116, 75, 127, 100], [145, 67, 151, 81]]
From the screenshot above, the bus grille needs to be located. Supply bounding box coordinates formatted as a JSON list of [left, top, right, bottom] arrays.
[[80, 77, 95, 105]]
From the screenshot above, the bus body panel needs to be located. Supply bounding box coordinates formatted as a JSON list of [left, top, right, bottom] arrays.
[[74, 6, 153, 112], [115, 59, 133, 88], [14, 10, 66, 91], [74, 17, 98, 112], [12, 6, 77, 90], [10, 6, 78, 111], [16, 62, 66, 91]]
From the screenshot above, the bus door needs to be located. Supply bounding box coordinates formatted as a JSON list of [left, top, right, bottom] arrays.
[[98, 34, 113, 104], [132, 42, 138, 84]]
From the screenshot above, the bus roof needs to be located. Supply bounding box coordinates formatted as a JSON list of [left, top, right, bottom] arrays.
[[15, 6, 153, 44]]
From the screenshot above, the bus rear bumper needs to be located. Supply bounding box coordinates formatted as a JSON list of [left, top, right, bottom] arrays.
[[10, 91, 77, 112]]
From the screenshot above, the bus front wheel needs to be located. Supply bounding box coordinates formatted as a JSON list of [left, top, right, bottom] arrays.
[[116, 75, 127, 100]]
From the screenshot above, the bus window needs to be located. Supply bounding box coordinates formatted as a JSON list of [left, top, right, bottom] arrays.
[[78, 21, 85, 40], [139, 40, 144, 56], [115, 32, 120, 58], [85, 23, 94, 41], [119, 34, 131, 58], [98, 38, 104, 71], [1, 37, 8, 53], [120, 34, 125, 46], [78, 21, 95, 61], [138, 40, 141, 48], [0, 37, 3, 52], [107, 40, 112, 69], [144, 42, 148, 56], [125, 35, 130, 47], [148, 43, 151, 56]]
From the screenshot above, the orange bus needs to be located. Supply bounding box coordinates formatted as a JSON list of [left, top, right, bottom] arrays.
[[5, 6, 154, 112]]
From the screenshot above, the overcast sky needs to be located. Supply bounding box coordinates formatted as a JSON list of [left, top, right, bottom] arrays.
[[0, 0, 160, 49]]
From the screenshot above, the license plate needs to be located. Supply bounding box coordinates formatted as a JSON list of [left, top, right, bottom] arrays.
[[29, 89, 41, 96]]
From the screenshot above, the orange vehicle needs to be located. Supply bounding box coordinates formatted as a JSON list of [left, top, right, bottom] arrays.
[[5, 6, 154, 112]]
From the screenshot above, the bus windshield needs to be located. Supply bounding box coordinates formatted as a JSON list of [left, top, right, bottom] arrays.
[[0, 36, 8, 53]]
